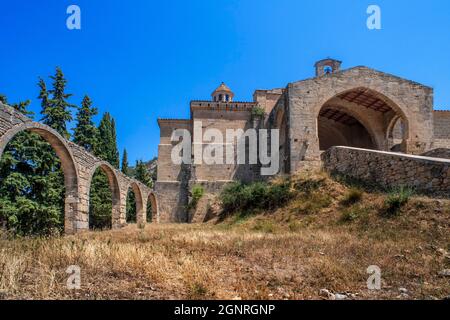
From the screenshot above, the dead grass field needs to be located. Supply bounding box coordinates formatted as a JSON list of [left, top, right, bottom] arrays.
[[0, 173, 449, 300]]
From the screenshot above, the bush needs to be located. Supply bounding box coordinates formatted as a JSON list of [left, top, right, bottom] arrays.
[[187, 185, 204, 210], [220, 180, 292, 215], [340, 188, 363, 206], [382, 186, 414, 217], [251, 106, 265, 118], [341, 205, 367, 222]]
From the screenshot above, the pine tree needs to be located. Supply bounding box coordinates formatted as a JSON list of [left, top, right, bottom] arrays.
[[0, 94, 32, 115], [0, 94, 64, 235], [73, 95, 98, 152], [121, 149, 129, 175], [42, 67, 74, 139]]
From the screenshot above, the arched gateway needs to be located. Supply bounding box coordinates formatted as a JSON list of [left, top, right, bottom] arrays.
[[0, 103, 158, 234]]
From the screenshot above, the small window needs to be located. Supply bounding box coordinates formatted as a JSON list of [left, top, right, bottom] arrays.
[[219, 94, 223, 101], [226, 94, 229, 101]]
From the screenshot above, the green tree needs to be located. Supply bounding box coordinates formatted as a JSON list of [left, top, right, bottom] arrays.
[[73, 95, 98, 152], [95, 113, 120, 167], [42, 67, 74, 139], [121, 149, 129, 175], [135, 160, 152, 187], [111, 118, 120, 169], [0, 94, 65, 235], [89, 113, 121, 229], [0, 94, 32, 115]]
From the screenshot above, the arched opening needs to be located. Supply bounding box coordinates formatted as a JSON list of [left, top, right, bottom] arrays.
[[318, 108, 376, 150], [126, 183, 144, 224], [387, 116, 407, 152], [88, 163, 120, 230], [0, 125, 78, 236], [147, 193, 158, 223], [317, 87, 408, 152]]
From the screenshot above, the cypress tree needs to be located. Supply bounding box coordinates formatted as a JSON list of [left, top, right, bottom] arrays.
[[111, 118, 120, 169], [121, 149, 129, 175], [89, 113, 121, 230], [73, 95, 98, 152], [42, 67, 74, 139]]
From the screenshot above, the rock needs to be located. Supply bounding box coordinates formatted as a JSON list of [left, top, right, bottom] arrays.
[[438, 269, 450, 277], [334, 293, 348, 300], [399, 287, 408, 294], [319, 289, 335, 300]]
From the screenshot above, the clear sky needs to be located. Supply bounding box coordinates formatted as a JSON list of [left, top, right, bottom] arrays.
[[1, 0, 449, 163]]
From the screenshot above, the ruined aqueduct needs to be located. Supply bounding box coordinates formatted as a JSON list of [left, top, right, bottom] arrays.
[[0, 103, 158, 234]]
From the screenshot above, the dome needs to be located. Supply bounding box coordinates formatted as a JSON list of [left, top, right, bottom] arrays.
[[211, 82, 234, 102]]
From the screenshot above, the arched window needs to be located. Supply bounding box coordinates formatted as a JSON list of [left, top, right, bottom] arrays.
[[324, 66, 332, 74], [226, 94, 229, 102], [219, 94, 223, 101]]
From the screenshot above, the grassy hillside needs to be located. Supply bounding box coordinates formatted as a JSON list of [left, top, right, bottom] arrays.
[[0, 171, 449, 300]]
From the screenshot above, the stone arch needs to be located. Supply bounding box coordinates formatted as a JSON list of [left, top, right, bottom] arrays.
[[318, 105, 379, 150], [0, 122, 79, 234], [86, 162, 122, 229], [147, 192, 159, 223], [127, 182, 144, 225], [315, 87, 409, 152], [386, 115, 407, 151]]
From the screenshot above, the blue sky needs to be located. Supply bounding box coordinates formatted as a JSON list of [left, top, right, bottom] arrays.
[[1, 0, 449, 163]]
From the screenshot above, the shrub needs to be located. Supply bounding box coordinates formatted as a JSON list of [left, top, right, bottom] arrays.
[[220, 180, 292, 215], [187, 185, 204, 210], [382, 186, 414, 217], [340, 188, 363, 206], [340, 207, 360, 222], [251, 106, 265, 118]]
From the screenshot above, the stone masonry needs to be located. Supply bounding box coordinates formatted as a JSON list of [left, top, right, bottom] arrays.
[[0, 103, 158, 234], [322, 146, 450, 197], [156, 59, 450, 222]]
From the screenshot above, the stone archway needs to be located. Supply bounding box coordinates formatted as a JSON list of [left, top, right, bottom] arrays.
[[147, 192, 158, 223], [86, 162, 122, 229], [0, 122, 79, 234], [316, 87, 408, 153], [128, 182, 144, 225]]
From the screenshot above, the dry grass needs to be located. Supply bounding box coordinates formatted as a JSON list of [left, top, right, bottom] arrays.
[[0, 173, 449, 300]]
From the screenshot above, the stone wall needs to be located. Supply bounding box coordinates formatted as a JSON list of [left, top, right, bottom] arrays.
[[322, 146, 450, 197], [0, 103, 156, 234], [421, 148, 450, 160], [288, 67, 435, 173], [433, 110, 450, 149]]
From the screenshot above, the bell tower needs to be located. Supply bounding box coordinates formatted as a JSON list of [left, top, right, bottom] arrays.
[[211, 82, 234, 102], [314, 58, 342, 77]]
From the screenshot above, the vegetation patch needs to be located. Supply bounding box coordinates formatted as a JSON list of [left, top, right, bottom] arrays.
[[381, 186, 414, 217], [340, 188, 363, 206], [220, 180, 293, 216], [187, 185, 205, 210]]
